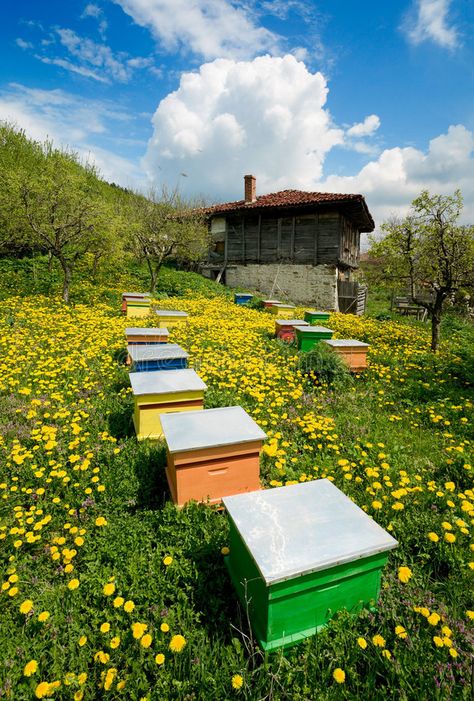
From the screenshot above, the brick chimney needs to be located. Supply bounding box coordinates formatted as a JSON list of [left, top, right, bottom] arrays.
[[244, 174, 256, 203]]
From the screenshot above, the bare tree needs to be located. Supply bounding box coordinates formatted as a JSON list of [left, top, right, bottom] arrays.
[[126, 186, 209, 292]]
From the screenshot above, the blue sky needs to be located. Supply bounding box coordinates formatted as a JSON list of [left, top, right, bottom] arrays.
[[1, 0, 473, 227]]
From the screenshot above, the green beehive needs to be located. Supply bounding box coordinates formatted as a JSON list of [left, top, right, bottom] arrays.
[[304, 309, 331, 324], [294, 325, 333, 351], [223, 480, 398, 651]]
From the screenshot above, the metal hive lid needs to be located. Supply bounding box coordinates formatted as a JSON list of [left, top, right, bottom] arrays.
[[223, 479, 398, 585], [161, 406, 267, 453], [305, 309, 329, 314], [129, 369, 206, 396], [275, 319, 308, 326], [294, 325, 333, 334], [125, 327, 170, 336], [122, 292, 151, 299], [127, 343, 188, 361], [154, 309, 189, 317], [323, 339, 369, 348]]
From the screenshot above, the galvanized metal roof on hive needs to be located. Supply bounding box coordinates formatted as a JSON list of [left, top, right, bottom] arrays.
[[294, 325, 333, 334], [154, 309, 188, 317], [161, 406, 267, 453], [324, 339, 369, 348], [275, 319, 308, 326], [122, 292, 151, 299], [127, 344, 188, 362], [129, 369, 207, 396], [205, 190, 374, 232], [223, 479, 398, 585], [125, 327, 170, 336]]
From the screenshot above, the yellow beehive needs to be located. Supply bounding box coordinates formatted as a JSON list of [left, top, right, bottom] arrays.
[[126, 298, 151, 318], [268, 304, 296, 319], [154, 309, 189, 329], [130, 369, 207, 440]]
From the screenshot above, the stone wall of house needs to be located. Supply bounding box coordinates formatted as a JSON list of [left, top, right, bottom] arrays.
[[225, 263, 339, 309]]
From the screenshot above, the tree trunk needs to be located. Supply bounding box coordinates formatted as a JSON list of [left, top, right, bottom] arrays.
[[146, 258, 158, 293], [48, 251, 53, 274], [58, 258, 72, 303], [92, 253, 102, 283], [430, 293, 445, 352]]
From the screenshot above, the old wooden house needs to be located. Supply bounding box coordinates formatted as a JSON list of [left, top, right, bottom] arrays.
[[202, 175, 374, 311]]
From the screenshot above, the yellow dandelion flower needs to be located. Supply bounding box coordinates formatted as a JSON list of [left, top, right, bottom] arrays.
[[78, 635, 88, 647], [221, 546, 230, 555], [232, 674, 244, 689], [428, 532, 439, 542], [163, 555, 173, 566], [169, 634, 186, 653], [67, 579, 80, 590], [333, 668, 346, 683], [372, 634, 386, 647], [433, 636, 444, 647], [103, 582, 115, 596], [19, 599, 33, 614], [140, 633, 152, 648], [357, 637, 368, 649], [100, 622, 110, 634], [123, 600, 135, 613], [95, 517, 107, 527], [160, 623, 170, 633], [24, 660, 38, 676], [427, 613, 440, 626], [113, 596, 124, 608], [131, 622, 147, 639], [38, 611, 50, 622], [110, 636, 120, 649], [398, 566, 412, 584], [155, 653, 165, 665], [35, 682, 51, 699]]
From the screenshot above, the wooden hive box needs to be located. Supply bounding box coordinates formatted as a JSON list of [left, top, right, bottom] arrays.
[[126, 298, 151, 318], [323, 339, 370, 372], [154, 309, 189, 329], [121, 292, 150, 315], [234, 293, 253, 305], [125, 328, 169, 366], [128, 343, 188, 372], [269, 303, 296, 319], [295, 325, 334, 351], [262, 300, 282, 308], [274, 319, 308, 342], [223, 479, 398, 651], [161, 406, 266, 507], [304, 309, 331, 324], [125, 327, 169, 345], [130, 369, 207, 440]]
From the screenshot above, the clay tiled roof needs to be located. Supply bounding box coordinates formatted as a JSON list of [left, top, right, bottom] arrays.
[[205, 189, 374, 232]]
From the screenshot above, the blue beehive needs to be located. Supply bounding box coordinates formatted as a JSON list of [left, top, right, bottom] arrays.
[[234, 293, 253, 305], [127, 344, 189, 372]]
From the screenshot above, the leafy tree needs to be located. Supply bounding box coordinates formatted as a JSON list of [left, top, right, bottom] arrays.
[[126, 187, 209, 293], [370, 190, 474, 351]]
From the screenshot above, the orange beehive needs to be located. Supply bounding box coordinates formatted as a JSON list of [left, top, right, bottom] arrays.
[[161, 406, 266, 507], [323, 339, 370, 372], [262, 299, 282, 308], [125, 327, 169, 346]]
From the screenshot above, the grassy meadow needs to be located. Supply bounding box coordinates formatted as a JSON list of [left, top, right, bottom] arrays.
[[0, 259, 473, 700]]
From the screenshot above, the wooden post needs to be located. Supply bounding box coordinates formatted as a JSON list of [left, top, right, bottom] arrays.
[[277, 218, 282, 260], [290, 216, 295, 262], [257, 214, 261, 263], [314, 212, 319, 266]]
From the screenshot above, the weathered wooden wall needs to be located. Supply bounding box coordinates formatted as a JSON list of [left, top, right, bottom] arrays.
[[225, 208, 359, 267]]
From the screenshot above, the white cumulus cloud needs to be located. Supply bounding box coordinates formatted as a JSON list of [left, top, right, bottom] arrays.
[[402, 0, 460, 49], [346, 114, 380, 138], [143, 54, 348, 198], [114, 0, 278, 60], [0, 83, 143, 188], [321, 124, 474, 231]]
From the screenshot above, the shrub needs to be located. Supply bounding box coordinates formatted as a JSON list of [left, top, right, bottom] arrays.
[[299, 342, 352, 389]]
